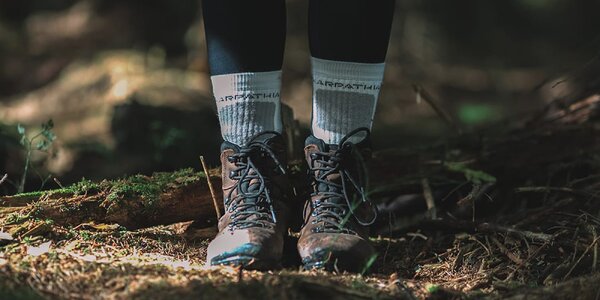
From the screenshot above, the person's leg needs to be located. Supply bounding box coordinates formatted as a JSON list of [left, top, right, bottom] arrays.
[[202, 0, 286, 146], [308, 0, 395, 144], [202, 0, 291, 270], [298, 0, 395, 273]]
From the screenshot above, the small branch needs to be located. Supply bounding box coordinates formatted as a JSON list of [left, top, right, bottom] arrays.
[[477, 222, 554, 243], [53, 178, 65, 189], [0, 174, 7, 186], [563, 237, 600, 280], [200, 156, 221, 219], [420, 177, 436, 219], [396, 219, 554, 243], [18, 147, 31, 194], [490, 236, 524, 265], [515, 186, 599, 198], [412, 84, 462, 135]]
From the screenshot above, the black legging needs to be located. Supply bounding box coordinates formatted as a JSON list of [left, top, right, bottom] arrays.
[[202, 0, 395, 76]]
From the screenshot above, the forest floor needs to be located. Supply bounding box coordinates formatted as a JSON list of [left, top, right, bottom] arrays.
[[2, 1, 600, 299], [2, 96, 600, 299], [1, 178, 599, 300]]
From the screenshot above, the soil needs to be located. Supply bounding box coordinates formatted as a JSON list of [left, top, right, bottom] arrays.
[[2, 96, 600, 299]]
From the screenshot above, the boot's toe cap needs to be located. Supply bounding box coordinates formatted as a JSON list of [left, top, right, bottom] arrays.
[[206, 228, 281, 269], [298, 233, 376, 273]]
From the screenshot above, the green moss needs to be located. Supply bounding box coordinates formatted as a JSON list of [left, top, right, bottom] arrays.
[[4, 212, 31, 225], [104, 168, 204, 212], [7, 169, 205, 220], [67, 179, 101, 195], [426, 283, 440, 294], [445, 162, 497, 184], [10, 188, 79, 200], [58, 202, 82, 214], [10, 190, 47, 199]]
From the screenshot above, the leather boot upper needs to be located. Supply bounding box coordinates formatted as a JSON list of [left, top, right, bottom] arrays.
[[206, 131, 291, 269], [297, 128, 378, 273]]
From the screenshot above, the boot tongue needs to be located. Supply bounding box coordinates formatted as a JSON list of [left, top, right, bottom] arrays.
[[221, 140, 241, 153], [246, 131, 282, 146]]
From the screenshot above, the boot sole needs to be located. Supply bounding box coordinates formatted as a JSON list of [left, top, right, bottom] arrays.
[[302, 254, 370, 273], [211, 255, 280, 270], [303, 258, 339, 272]]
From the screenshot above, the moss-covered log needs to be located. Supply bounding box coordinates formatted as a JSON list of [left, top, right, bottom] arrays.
[[0, 169, 223, 230]]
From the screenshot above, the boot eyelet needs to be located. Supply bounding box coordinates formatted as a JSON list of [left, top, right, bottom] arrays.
[[229, 171, 236, 179]]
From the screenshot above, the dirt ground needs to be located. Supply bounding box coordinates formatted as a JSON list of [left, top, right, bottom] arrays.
[[2, 105, 600, 299], [1, 188, 599, 299]]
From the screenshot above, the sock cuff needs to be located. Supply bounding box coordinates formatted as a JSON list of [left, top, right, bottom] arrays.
[[211, 70, 282, 95], [210, 71, 282, 146], [311, 57, 385, 82]]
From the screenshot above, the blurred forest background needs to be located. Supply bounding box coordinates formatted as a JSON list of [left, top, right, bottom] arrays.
[[1, 0, 600, 194]]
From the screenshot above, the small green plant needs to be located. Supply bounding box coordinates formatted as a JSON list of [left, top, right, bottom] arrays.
[[426, 283, 440, 294], [16, 120, 56, 193], [445, 161, 496, 184], [5, 212, 31, 225]]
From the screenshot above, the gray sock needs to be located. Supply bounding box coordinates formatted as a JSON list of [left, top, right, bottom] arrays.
[[311, 57, 385, 144], [211, 71, 282, 146]]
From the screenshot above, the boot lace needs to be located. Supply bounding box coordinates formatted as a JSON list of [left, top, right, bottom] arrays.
[[306, 128, 378, 234], [225, 132, 286, 230]]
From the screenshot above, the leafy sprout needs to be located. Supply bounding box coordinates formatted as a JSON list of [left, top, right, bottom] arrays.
[[16, 120, 57, 193]]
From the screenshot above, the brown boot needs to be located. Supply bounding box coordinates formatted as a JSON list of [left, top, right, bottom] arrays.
[[206, 131, 291, 270], [297, 128, 378, 273]]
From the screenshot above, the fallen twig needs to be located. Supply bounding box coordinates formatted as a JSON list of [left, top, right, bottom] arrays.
[[200, 155, 221, 220], [420, 177, 436, 219], [397, 219, 555, 243], [412, 84, 462, 135], [562, 236, 600, 280], [53, 177, 65, 189], [490, 236, 524, 265], [515, 186, 599, 199]]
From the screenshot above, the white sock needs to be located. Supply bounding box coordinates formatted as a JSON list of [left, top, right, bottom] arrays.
[[211, 71, 282, 146], [311, 57, 385, 145]]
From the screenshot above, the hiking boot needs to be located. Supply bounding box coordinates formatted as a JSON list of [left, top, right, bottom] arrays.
[[206, 131, 291, 270], [297, 128, 378, 273]]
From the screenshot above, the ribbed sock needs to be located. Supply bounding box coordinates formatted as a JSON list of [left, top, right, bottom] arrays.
[[311, 57, 385, 145], [211, 71, 282, 146]]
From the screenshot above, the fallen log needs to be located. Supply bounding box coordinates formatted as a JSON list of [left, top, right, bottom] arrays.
[[0, 169, 224, 230]]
